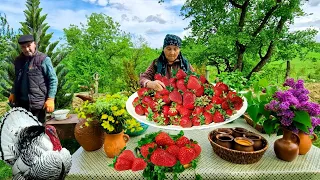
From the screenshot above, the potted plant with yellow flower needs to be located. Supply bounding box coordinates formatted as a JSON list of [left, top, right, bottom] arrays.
[[75, 92, 147, 157]]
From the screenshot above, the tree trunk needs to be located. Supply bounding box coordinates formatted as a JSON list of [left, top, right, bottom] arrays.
[[285, 60, 290, 80]]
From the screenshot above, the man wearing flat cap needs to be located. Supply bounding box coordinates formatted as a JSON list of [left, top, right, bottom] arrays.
[[8, 34, 58, 123], [139, 34, 194, 91]]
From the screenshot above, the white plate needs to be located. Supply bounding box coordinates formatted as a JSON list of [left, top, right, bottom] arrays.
[[126, 92, 248, 131]]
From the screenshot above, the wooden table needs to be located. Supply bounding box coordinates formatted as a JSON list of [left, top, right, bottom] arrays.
[[45, 114, 80, 140], [66, 118, 320, 180]]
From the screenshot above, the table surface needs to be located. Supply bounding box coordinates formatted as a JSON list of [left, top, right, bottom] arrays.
[[66, 118, 320, 180], [46, 114, 80, 125]]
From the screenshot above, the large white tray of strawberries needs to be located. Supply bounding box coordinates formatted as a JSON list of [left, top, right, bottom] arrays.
[[126, 70, 247, 130]]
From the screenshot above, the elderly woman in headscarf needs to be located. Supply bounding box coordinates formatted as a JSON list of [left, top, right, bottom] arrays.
[[139, 34, 194, 91]]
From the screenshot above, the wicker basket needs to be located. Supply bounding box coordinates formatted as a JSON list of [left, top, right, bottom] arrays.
[[208, 129, 268, 164], [242, 114, 266, 134]]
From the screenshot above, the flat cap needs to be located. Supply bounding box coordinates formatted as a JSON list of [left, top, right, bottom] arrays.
[[18, 34, 34, 44]]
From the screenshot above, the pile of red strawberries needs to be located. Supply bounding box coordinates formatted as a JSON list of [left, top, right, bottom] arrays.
[[133, 70, 243, 127], [140, 131, 201, 167], [113, 149, 147, 171]]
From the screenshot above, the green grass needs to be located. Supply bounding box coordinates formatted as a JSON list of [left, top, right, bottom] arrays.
[[0, 160, 11, 180]]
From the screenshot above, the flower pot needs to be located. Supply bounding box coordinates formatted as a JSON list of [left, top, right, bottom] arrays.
[[104, 131, 130, 158], [274, 128, 300, 162], [298, 131, 318, 155], [74, 119, 105, 151]]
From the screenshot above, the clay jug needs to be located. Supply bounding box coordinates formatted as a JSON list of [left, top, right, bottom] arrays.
[[298, 131, 318, 155], [104, 131, 130, 158], [74, 119, 105, 151], [274, 128, 300, 162]]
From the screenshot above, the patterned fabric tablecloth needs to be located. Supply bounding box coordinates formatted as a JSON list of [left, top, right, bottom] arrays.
[[66, 118, 320, 180]]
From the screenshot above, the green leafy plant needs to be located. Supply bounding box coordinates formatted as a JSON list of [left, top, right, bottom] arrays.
[[243, 79, 278, 126], [75, 92, 143, 134]]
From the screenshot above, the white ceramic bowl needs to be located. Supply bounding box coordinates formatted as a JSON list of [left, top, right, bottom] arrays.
[[52, 109, 70, 120]]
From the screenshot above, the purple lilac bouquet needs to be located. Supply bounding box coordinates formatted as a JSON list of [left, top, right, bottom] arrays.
[[264, 78, 320, 135]]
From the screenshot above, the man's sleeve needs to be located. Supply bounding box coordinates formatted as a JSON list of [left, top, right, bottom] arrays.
[[42, 57, 58, 98]]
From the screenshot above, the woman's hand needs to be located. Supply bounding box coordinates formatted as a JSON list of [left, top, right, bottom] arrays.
[[147, 80, 165, 91]]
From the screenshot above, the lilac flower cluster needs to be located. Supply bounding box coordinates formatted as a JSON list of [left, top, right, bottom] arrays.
[[265, 78, 320, 134]]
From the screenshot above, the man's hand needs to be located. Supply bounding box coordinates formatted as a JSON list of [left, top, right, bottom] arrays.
[[146, 80, 166, 91], [8, 94, 15, 103], [44, 98, 55, 112]]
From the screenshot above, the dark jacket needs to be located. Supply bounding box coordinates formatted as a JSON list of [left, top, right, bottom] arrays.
[[13, 52, 49, 109]]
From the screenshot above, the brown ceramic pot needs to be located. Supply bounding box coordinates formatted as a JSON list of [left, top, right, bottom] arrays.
[[274, 128, 300, 162], [213, 128, 233, 136], [298, 131, 318, 155], [234, 137, 254, 152], [74, 119, 105, 151], [232, 127, 248, 137], [244, 133, 263, 151], [104, 131, 130, 158], [215, 134, 234, 149]]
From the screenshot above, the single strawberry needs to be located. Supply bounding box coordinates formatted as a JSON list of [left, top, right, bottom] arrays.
[[178, 107, 191, 117], [137, 88, 149, 97], [213, 111, 224, 123], [199, 75, 208, 84], [118, 150, 135, 163], [187, 75, 201, 90], [195, 85, 204, 97], [154, 91, 162, 100], [131, 158, 147, 171], [114, 158, 132, 171], [221, 101, 230, 110], [212, 96, 224, 104], [178, 146, 196, 165], [176, 69, 187, 79], [176, 136, 191, 148], [159, 88, 170, 95], [166, 145, 180, 158], [155, 132, 175, 146], [162, 105, 170, 117], [142, 96, 153, 106], [135, 104, 145, 115], [162, 94, 171, 104], [140, 142, 157, 159], [176, 79, 187, 92], [204, 103, 213, 112], [213, 87, 223, 97], [203, 111, 213, 125], [230, 96, 243, 104], [226, 109, 233, 116], [169, 90, 182, 104], [216, 82, 229, 92], [162, 76, 170, 86], [179, 116, 192, 128], [192, 106, 204, 116], [191, 116, 201, 126], [169, 78, 177, 88], [227, 91, 237, 100], [234, 102, 243, 110], [132, 97, 140, 107], [150, 148, 177, 167], [154, 73, 162, 81], [168, 106, 178, 116], [190, 142, 202, 158], [183, 91, 196, 110]]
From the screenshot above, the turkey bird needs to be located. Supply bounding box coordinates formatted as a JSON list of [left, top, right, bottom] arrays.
[[0, 107, 72, 180]]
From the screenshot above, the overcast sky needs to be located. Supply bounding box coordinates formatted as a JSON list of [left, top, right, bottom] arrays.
[[1, 0, 320, 48]]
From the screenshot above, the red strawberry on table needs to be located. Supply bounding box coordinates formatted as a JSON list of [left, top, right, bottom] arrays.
[[178, 147, 196, 165], [176, 79, 187, 92], [203, 111, 213, 125], [150, 148, 177, 167], [140, 142, 157, 159], [176, 136, 191, 148], [114, 158, 132, 171], [131, 158, 147, 171], [195, 85, 204, 97], [190, 142, 202, 158], [118, 150, 135, 162], [155, 132, 175, 146], [154, 73, 162, 81], [166, 144, 180, 158]]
